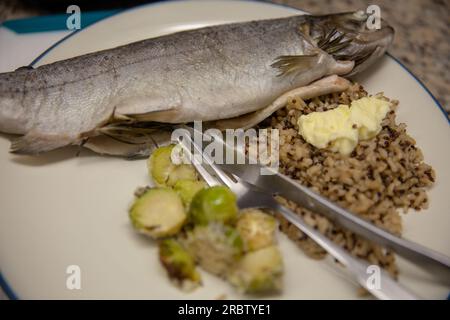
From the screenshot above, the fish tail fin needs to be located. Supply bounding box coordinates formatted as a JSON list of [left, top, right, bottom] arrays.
[[10, 131, 75, 154]]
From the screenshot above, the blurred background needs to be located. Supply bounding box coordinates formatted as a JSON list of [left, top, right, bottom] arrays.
[[0, 0, 448, 115]]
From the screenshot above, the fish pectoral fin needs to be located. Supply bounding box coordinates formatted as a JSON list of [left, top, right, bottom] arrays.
[[271, 54, 318, 77], [10, 131, 75, 155], [209, 75, 350, 130]]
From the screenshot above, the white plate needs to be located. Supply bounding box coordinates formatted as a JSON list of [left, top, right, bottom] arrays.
[[0, 0, 449, 299]]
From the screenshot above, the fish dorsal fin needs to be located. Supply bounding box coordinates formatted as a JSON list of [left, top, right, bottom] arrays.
[[271, 54, 318, 77]]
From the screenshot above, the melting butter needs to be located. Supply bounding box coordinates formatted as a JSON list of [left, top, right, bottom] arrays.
[[298, 97, 390, 155]]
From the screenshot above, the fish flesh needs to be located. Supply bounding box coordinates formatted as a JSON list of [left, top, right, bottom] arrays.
[[0, 12, 394, 156]]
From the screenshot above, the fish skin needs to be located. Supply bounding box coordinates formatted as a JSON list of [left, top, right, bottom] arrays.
[[209, 75, 351, 130], [0, 14, 392, 154]]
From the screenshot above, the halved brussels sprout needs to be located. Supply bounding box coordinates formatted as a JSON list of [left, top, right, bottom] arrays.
[[184, 223, 243, 277], [228, 245, 283, 294], [148, 144, 197, 187], [166, 164, 198, 186], [236, 209, 278, 252], [189, 186, 238, 225], [129, 188, 186, 238], [173, 179, 206, 208], [159, 238, 201, 291]]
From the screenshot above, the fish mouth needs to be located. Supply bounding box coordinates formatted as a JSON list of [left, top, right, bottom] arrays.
[[306, 11, 395, 76]]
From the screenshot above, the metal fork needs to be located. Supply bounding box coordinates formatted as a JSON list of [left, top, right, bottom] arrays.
[[177, 132, 418, 300]]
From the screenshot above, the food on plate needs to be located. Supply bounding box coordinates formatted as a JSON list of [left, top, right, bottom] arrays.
[[0, 12, 393, 156], [183, 223, 244, 277], [349, 97, 391, 140], [129, 145, 284, 294], [236, 209, 278, 252], [298, 96, 390, 155], [189, 186, 238, 225], [148, 144, 197, 187], [158, 238, 202, 291], [130, 74, 436, 294], [228, 245, 283, 294], [129, 188, 186, 238], [173, 179, 206, 208], [259, 83, 435, 279]]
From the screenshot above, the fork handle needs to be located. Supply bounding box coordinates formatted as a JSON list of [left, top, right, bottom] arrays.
[[275, 203, 419, 300]]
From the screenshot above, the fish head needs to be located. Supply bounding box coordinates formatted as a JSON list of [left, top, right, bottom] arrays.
[[306, 11, 394, 76]]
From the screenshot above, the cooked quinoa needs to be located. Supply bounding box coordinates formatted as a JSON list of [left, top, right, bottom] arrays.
[[257, 82, 436, 279]]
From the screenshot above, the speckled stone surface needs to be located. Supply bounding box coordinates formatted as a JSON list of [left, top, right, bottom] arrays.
[[0, 0, 449, 116]]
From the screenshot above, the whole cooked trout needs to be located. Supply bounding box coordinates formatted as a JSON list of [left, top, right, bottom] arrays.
[[0, 12, 394, 156]]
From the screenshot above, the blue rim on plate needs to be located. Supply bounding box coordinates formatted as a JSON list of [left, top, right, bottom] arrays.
[[1, 0, 448, 300], [0, 270, 18, 300], [1, 10, 120, 34]]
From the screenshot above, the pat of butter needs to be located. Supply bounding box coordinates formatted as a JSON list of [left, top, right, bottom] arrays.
[[298, 97, 390, 155], [350, 97, 391, 140]]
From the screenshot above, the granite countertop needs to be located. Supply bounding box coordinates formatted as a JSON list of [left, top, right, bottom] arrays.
[[0, 0, 449, 116]]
